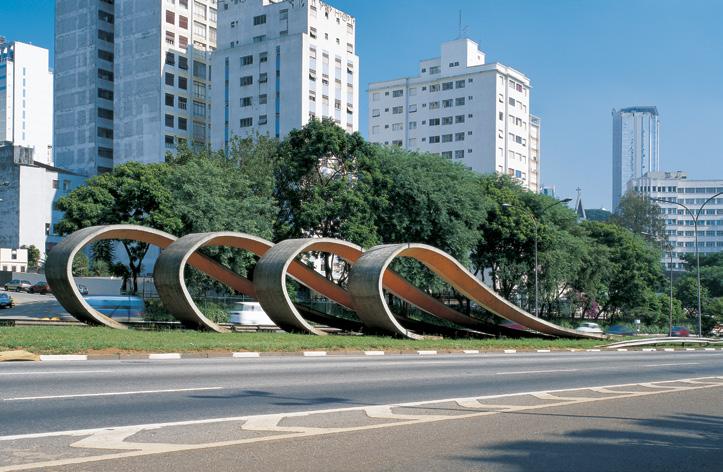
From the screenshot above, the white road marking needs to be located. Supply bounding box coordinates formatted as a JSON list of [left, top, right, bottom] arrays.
[[38, 355, 88, 361], [0, 377, 720, 472], [232, 352, 260, 358], [643, 362, 700, 367], [2, 386, 223, 402], [148, 353, 181, 360], [0, 370, 112, 376], [416, 350, 437, 356], [495, 368, 579, 375], [364, 351, 385, 356], [302, 351, 327, 357]]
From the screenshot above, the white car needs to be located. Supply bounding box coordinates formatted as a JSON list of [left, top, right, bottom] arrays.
[[575, 322, 603, 334], [228, 302, 276, 326]]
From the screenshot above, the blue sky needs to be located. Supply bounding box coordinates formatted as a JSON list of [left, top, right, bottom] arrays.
[[2, 0, 722, 209]]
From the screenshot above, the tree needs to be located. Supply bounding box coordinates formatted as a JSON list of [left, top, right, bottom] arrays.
[[274, 118, 379, 282], [21, 245, 41, 271], [610, 191, 667, 243], [56, 162, 183, 293], [72, 251, 90, 277]]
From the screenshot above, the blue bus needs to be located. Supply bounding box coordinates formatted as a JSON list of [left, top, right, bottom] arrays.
[[84, 296, 145, 322]]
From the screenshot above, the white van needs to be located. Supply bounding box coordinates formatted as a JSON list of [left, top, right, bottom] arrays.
[[228, 302, 276, 326]]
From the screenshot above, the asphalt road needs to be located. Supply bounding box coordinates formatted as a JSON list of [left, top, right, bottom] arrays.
[[1, 351, 721, 471]]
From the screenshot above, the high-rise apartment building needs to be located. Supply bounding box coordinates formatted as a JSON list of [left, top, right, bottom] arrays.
[[0, 40, 53, 165], [367, 39, 540, 192], [54, 0, 217, 175], [211, 0, 359, 150], [612, 106, 660, 210], [628, 171, 723, 270]]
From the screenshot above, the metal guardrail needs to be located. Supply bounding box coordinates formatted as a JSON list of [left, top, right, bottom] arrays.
[[604, 337, 723, 349]]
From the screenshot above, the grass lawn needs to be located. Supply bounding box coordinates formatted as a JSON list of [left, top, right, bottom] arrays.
[[0, 326, 609, 355]]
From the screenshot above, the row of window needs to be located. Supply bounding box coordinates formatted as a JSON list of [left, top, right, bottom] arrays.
[[165, 113, 188, 130], [240, 94, 268, 106], [371, 80, 472, 102], [165, 93, 207, 116], [239, 115, 269, 128], [638, 185, 723, 194]]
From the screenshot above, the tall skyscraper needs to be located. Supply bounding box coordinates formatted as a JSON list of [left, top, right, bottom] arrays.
[[54, 0, 217, 176], [211, 0, 359, 150], [367, 39, 540, 192], [0, 40, 53, 165], [612, 106, 660, 209]]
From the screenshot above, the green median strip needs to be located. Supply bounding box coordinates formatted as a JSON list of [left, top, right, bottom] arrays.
[[0, 326, 607, 355]]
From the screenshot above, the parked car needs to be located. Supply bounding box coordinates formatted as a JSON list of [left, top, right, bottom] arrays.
[[670, 326, 690, 337], [29, 281, 52, 294], [606, 324, 635, 336], [84, 296, 145, 321], [0, 293, 14, 308], [4, 280, 32, 292], [575, 322, 603, 334], [77, 284, 89, 296], [228, 302, 276, 326]]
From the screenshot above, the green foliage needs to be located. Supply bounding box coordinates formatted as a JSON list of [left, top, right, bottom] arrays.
[[199, 302, 229, 324], [72, 251, 90, 277], [21, 245, 41, 271], [610, 191, 667, 244]]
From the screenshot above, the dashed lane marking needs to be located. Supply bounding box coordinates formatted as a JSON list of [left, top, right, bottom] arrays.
[[2, 386, 223, 402]]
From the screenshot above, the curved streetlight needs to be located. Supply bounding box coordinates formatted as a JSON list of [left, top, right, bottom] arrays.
[[503, 197, 572, 317], [649, 191, 723, 337]]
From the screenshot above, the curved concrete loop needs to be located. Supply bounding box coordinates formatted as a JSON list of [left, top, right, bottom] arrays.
[[349, 243, 604, 340], [45, 225, 178, 330], [253, 238, 364, 335]]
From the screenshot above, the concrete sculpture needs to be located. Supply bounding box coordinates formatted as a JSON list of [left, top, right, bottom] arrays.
[[47, 225, 604, 339]]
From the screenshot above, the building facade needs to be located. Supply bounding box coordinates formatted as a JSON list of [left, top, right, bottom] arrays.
[[367, 39, 539, 192], [0, 143, 84, 259], [612, 106, 660, 210], [0, 40, 53, 165], [628, 171, 723, 270], [211, 0, 359, 150], [54, 0, 217, 176], [0, 247, 28, 273]]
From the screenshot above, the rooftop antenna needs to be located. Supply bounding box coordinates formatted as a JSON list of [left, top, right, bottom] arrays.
[[457, 10, 468, 39]]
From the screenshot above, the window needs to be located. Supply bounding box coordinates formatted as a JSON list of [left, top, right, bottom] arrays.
[[430, 84, 440, 92], [372, 109, 380, 117], [429, 66, 440, 74], [498, 111, 503, 121], [455, 115, 465, 123], [253, 35, 265, 43], [209, 6, 216, 22], [98, 49, 113, 62], [455, 97, 465, 106], [455, 80, 465, 88], [392, 89, 403, 98], [193, 60, 207, 79], [241, 55, 253, 66], [98, 147, 113, 159], [97, 127, 113, 139], [97, 107, 113, 120], [442, 134, 453, 143], [194, 21, 206, 38], [179, 15, 188, 29], [310, 27, 317, 38], [253, 14, 267, 25], [409, 104, 417, 113], [443, 99, 453, 108], [441, 151, 453, 159], [442, 116, 453, 125], [241, 96, 252, 107], [193, 100, 206, 117], [429, 101, 440, 110], [165, 114, 175, 128], [409, 87, 417, 96], [240, 117, 253, 127], [97, 88, 113, 100], [194, 0, 206, 19], [372, 92, 381, 101], [98, 29, 113, 43], [98, 9, 114, 24], [166, 10, 175, 24], [409, 121, 417, 129], [455, 132, 465, 141], [98, 68, 113, 81], [259, 72, 268, 84], [280, 9, 289, 20], [165, 72, 175, 86], [258, 115, 268, 125], [178, 76, 187, 89], [392, 123, 403, 131], [165, 93, 175, 106], [429, 136, 440, 143], [455, 150, 465, 159], [259, 94, 268, 104], [509, 97, 516, 106], [165, 31, 175, 45], [260, 52, 268, 63], [442, 81, 453, 90], [429, 118, 440, 126], [240, 75, 253, 86], [392, 106, 403, 114], [178, 56, 188, 70], [178, 96, 187, 110]]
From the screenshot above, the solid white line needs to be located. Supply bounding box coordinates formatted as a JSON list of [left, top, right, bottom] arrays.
[[232, 352, 260, 358], [0, 370, 112, 376], [39, 355, 88, 361], [536, 349, 551, 353], [496, 368, 579, 376], [462, 350, 479, 354], [148, 353, 181, 360], [2, 386, 223, 402], [503, 349, 517, 354], [416, 350, 437, 356], [364, 351, 385, 356], [643, 362, 700, 367]]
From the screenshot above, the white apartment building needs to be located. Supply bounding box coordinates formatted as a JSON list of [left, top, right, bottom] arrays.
[[628, 171, 723, 270], [0, 247, 28, 273], [54, 0, 217, 175], [612, 106, 660, 210], [211, 0, 359, 150], [0, 40, 53, 165], [367, 39, 539, 192]]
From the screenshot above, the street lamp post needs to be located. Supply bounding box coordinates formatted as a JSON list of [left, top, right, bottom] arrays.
[[650, 191, 723, 337], [503, 197, 572, 317]]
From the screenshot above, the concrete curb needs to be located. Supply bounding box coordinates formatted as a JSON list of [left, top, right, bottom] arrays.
[[31, 347, 722, 361]]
